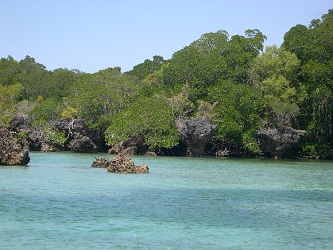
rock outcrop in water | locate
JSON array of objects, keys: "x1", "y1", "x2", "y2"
[
  {"x1": 7, "y1": 117, "x2": 309, "y2": 159},
  {"x1": 176, "y1": 118, "x2": 216, "y2": 156},
  {"x1": 9, "y1": 116, "x2": 59, "y2": 152},
  {"x1": 0, "y1": 125, "x2": 30, "y2": 165},
  {"x1": 257, "y1": 127, "x2": 307, "y2": 158},
  {"x1": 10, "y1": 116, "x2": 102, "y2": 153},
  {"x1": 91, "y1": 154, "x2": 149, "y2": 174},
  {"x1": 50, "y1": 118, "x2": 100, "y2": 152},
  {"x1": 68, "y1": 132, "x2": 97, "y2": 153}
]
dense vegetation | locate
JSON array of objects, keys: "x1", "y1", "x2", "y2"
[{"x1": 1, "y1": 9, "x2": 332, "y2": 158}]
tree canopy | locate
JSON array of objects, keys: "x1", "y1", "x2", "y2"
[
  {"x1": 282, "y1": 8, "x2": 333, "y2": 156},
  {"x1": 1, "y1": 8, "x2": 333, "y2": 158}
]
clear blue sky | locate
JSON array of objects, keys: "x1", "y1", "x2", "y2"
[{"x1": 1, "y1": 0, "x2": 332, "y2": 73}]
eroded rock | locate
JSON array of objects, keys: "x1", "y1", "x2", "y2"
[
  {"x1": 91, "y1": 154, "x2": 149, "y2": 174},
  {"x1": 176, "y1": 118, "x2": 216, "y2": 156},
  {"x1": 257, "y1": 127, "x2": 307, "y2": 158},
  {"x1": 0, "y1": 125, "x2": 30, "y2": 165},
  {"x1": 10, "y1": 116, "x2": 63, "y2": 152},
  {"x1": 68, "y1": 132, "x2": 97, "y2": 153},
  {"x1": 10, "y1": 116, "x2": 104, "y2": 153},
  {"x1": 91, "y1": 157, "x2": 110, "y2": 168}
]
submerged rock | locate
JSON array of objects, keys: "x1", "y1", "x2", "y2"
[
  {"x1": 0, "y1": 125, "x2": 30, "y2": 165},
  {"x1": 91, "y1": 154, "x2": 149, "y2": 174}
]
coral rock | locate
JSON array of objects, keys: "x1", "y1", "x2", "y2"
[
  {"x1": 0, "y1": 125, "x2": 30, "y2": 165},
  {"x1": 91, "y1": 154, "x2": 149, "y2": 174},
  {"x1": 257, "y1": 127, "x2": 307, "y2": 158}
]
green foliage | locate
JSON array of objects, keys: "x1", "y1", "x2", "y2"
[
  {"x1": 243, "y1": 130, "x2": 261, "y2": 154},
  {"x1": 0, "y1": 55, "x2": 79, "y2": 101},
  {"x1": 125, "y1": 55, "x2": 166, "y2": 80},
  {"x1": 16, "y1": 131, "x2": 29, "y2": 143},
  {"x1": 250, "y1": 45, "x2": 301, "y2": 82},
  {"x1": 41, "y1": 68, "x2": 77, "y2": 98},
  {"x1": 161, "y1": 29, "x2": 266, "y2": 101},
  {"x1": 260, "y1": 75, "x2": 300, "y2": 126},
  {"x1": 105, "y1": 96, "x2": 179, "y2": 150},
  {"x1": 1, "y1": 10, "x2": 333, "y2": 157},
  {"x1": 30, "y1": 120, "x2": 67, "y2": 147},
  {"x1": 0, "y1": 83, "x2": 24, "y2": 126},
  {"x1": 161, "y1": 30, "x2": 230, "y2": 99},
  {"x1": 301, "y1": 142, "x2": 332, "y2": 159},
  {"x1": 282, "y1": 24, "x2": 310, "y2": 62},
  {"x1": 283, "y1": 9, "x2": 333, "y2": 156},
  {"x1": 30, "y1": 96, "x2": 64, "y2": 121},
  {"x1": 224, "y1": 29, "x2": 267, "y2": 83},
  {"x1": 139, "y1": 64, "x2": 180, "y2": 99},
  {"x1": 46, "y1": 128, "x2": 67, "y2": 147},
  {"x1": 250, "y1": 45, "x2": 303, "y2": 127},
  {"x1": 207, "y1": 80, "x2": 262, "y2": 152},
  {"x1": 0, "y1": 56, "x2": 20, "y2": 86},
  {"x1": 195, "y1": 100, "x2": 215, "y2": 121},
  {"x1": 15, "y1": 100, "x2": 36, "y2": 116},
  {"x1": 167, "y1": 82, "x2": 194, "y2": 119},
  {"x1": 65, "y1": 67, "x2": 139, "y2": 129},
  {"x1": 61, "y1": 106, "x2": 78, "y2": 119},
  {"x1": 18, "y1": 56, "x2": 49, "y2": 100}
]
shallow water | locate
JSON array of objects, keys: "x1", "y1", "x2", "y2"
[{"x1": 1, "y1": 152, "x2": 333, "y2": 249}]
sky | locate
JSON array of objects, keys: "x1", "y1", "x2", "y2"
[{"x1": 1, "y1": 0, "x2": 332, "y2": 73}]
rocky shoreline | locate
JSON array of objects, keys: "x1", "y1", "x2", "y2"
[
  {"x1": 0, "y1": 125, "x2": 30, "y2": 165},
  {"x1": 0, "y1": 115, "x2": 309, "y2": 165}
]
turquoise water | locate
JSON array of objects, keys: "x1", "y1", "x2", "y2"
[{"x1": 1, "y1": 152, "x2": 333, "y2": 249}]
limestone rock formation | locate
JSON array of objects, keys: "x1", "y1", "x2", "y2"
[
  {"x1": 176, "y1": 118, "x2": 216, "y2": 156},
  {"x1": 108, "y1": 134, "x2": 147, "y2": 156},
  {"x1": 108, "y1": 143, "x2": 137, "y2": 155},
  {"x1": 10, "y1": 116, "x2": 63, "y2": 152},
  {"x1": 10, "y1": 116, "x2": 103, "y2": 153},
  {"x1": 257, "y1": 127, "x2": 307, "y2": 158},
  {"x1": 0, "y1": 125, "x2": 30, "y2": 165},
  {"x1": 107, "y1": 118, "x2": 216, "y2": 157},
  {"x1": 91, "y1": 154, "x2": 149, "y2": 174},
  {"x1": 50, "y1": 118, "x2": 104, "y2": 152},
  {"x1": 49, "y1": 118, "x2": 86, "y2": 134},
  {"x1": 68, "y1": 132, "x2": 97, "y2": 153},
  {"x1": 91, "y1": 157, "x2": 110, "y2": 168}
]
